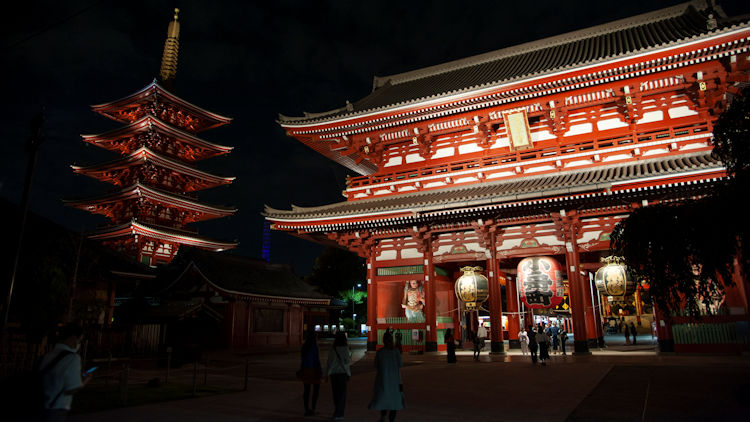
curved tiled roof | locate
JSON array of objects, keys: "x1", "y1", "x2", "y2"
[
  {"x1": 279, "y1": 1, "x2": 748, "y2": 125},
  {"x1": 264, "y1": 152, "x2": 722, "y2": 220}
]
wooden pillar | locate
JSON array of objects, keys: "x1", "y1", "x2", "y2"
[
  {"x1": 366, "y1": 253, "x2": 377, "y2": 352},
  {"x1": 581, "y1": 272, "x2": 601, "y2": 349},
  {"x1": 488, "y1": 231, "x2": 505, "y2": 353},
  {"x1": 424, "y1": 237, "x2": 438, "y2": 352},
  {"x1": 563, "y1": 211, "x2": 590, "y2": 355},
  {"x1": 506, "y1": 274, "x2": 521, "y2": 349}
]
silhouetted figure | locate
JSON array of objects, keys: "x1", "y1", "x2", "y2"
[
  {"x1": 369, "y1": 332, "x2": 404, "y2": 422},
  {"x1": 298, "y1": 331, "x2": 322, "y2": 416},
  {"x1": 326, "y1": 331, "x2": 351, "y2": 421}
]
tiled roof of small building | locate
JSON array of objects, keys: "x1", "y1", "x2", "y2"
[
  {"x1": 279, "y1": 1, "x2": 748, "y2": 125},
  {"x1": 264, "y1": 152, "x2": 721, "y2": 220},
  {"x1": 178, "y1": 249, "x2": 330, "y2": 301}
]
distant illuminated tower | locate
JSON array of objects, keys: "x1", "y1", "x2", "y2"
[
  {"x1": 261, "y1": 220, "x2": 271, "y2": 262},
  {"x1": 66, "y1": 10, "x2": 238, "y2": 265}
]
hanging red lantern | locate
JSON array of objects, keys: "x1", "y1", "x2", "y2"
[{"x1": 517, "y1": 256, "x2": 565, "y2": 309}]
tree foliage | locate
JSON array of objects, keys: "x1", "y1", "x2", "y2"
[
  {"x1": 611, "y1": 87, "x2": 750, "y2": 316},
  {"x1": 308, "y1": 246, "x2": 366, "y2": 297}
]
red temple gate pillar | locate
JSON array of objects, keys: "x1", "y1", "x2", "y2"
[
  {"x1": 506, "y1": 272, "x2": 521, "y2": 349},
  {"x1": 562, "y1": 211, "x2": 590, "y2": 355},
  {"x1": 582, "y1": 271, "x2": 602, "y2": 348},
  {"x1": 366, "y1": 252, "x2": 378, "y2": 351},
  {"x1": 488, "y1": 231, "x2": 505, "y2": 353},
  {"x1": 424, "y1": 236, "x2": 438, "y2": 352}
]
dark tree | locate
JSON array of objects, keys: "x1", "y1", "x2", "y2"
[
  {"x1": 611, "y1": 88, "x2": 750, "y2": 316},
  {"x1": 308, "y1": 246, "x2": 366, "y2": 297}
]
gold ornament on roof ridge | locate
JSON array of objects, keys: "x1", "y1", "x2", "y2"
[{"x1": 159, "y1": 8, "x2": 181, "y2": 84}]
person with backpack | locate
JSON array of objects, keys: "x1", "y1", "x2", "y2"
[{"x1": 39, "y1": 323, "x2": 92, "y2": 421}]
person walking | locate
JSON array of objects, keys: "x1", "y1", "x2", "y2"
[
  {"x1": 394, "y1": 331, "x2": 403, "y2": 353},
  {"x1": 547, "y1": 322, "x2": 560, "y2": 355},
  {"x1": 535, "y1": 326, "x2": 551, "y2": 366},
  {"x1": 623, "y1": 322, "x2": 631, "y2": 345},
  {"x1": 475, "y1": 323, "x2": 487, "y2": 360},
  {"x1": 444, "y1": 329, "x2": 458, "y2": 363},
  {"x1": 558, "y1": 327, "x2": 569, "y2": 355},
  {"x1": 630, "y1": 322, "x2": 638, "y2": 345},
  {"x1": 39, "y1": 323, "x2": 93, "y2": 421},
  {"x1": 527, "y1": 325, "x2": 538, "y2": 364},
  {"x1": 369, "y1": 332, "x2": 404, "y2": 422},
  {"x1": 518, "y1": 327, "x2": 529, "y2": 356},
  {"x1": 298, "y1": 331, "x2": 323, "y2": 417},
  {"x1": 326, "y1": 332, "x2": 351, "y2": 421}
]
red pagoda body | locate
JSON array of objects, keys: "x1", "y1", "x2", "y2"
[
  {"x1": 267, "y1": 1, "x2": 750, "y2": 354},
  {"x1": 67, "y1": 11, "x2": 237, "y2": 265}
]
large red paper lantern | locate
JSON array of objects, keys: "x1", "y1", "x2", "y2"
[{"x1": 517, "y1": 256, "x2": 565, "y2": 309}]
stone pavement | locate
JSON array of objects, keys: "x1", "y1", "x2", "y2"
[{"x1": 70, "y1": 336, "x2": 750, "y2": 422}]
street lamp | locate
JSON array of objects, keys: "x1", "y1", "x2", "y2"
[{"x1": 352, "y1": 283, "x2": 362, "y2": 330}]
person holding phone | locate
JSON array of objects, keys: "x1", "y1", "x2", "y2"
[{"x1": 39, "y1": 323, "x2": 93, "y2": 421}]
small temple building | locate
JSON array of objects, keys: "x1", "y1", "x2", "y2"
[
  {"x1": 66, "y1": 9, "x2": 237, "y2": 266},
  {"x1": 265, "y1": 1, "x2": 750, "y2": 354}
]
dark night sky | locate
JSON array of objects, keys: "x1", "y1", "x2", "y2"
[{"x1": 1, "y1": 0, "x2": 748, "y2": 275}]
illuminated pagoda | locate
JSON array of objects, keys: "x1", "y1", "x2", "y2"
[
  {"x1": 266, "y1": 1, "x2": 750, "y2": 354},
  {"x1": 67, "y1": 9, "x2": 237, "y2": 266}
]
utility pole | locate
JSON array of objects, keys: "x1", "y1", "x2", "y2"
[{"x1": 3, "y1": 112, "x2": 44, "y2": 330}]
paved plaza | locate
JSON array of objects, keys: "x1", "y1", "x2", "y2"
[{"x1": 70, "y1": 335, "x2": 750, "y2": 421}]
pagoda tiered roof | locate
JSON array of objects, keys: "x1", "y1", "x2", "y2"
[
  {"x1": 279, "y1": 1, "x2": 748, "y2": 125},
  {"x1": 64, "y1": 183, "x2": 236, "y2": 223},
  {"x1": 71, "y1": 146, "x2": 235, "y2": 192},
  {"x1": 264, "y1": 151, "x2": 723, "y2": 231},
  {"x1": 81, "y1": 115, "x2": 233, "y2": 161},
  {"x1": 91, "y1": 80, "x2": 232, "y2": 132},
  {"x1": 89, "y1": 220, "x2": 237, "y2": 252}
]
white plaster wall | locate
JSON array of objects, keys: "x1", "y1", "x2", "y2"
[
  {"x1": 458, "y1": 143, "x2": 484, "y2": 154},
  {"x1": 668, "y1": 106, "x2": 698, "y2": 119},
  {"x1": 564, "y1": 122, "x2": 593, "y2": 137},
  {"x1": 565, "y1": 159, "x2": 593, "y2": 168},
  {"x1": 376, "y1": 250, "x2": 398, "y2": 261},
  {"x1": 401, "y1": 248, "x2": 423, "y2": 259},
  {"x1": 602, "y1": 153, "x2": 632, "y2": 163},
  {"x1": 487, "y1": 170, "x2": 516, "y2": 179},
  {"x1": 637, "y1": 110, "x2": 664, "y2": 124},
  {"x1": 463, "y1": 242, "x2": 485, "y2": 252},
  {"x1": 405, "y1": 153, "x2": 425, "y2": 164},
  {"x1": 531, "y1": 129, "x2": 556, "y2": 142},
  {"x1": 536, "y1": 235, "x2": 564, "y2": 246},
  {"x1": 398, "y1": 186, "x2": 417, "y2": 192},
  {"x1": 433, "y1": 147, "x2": 455, "y2": 159},
  {"x1": 497, "y1": 238, "x2": 524, "y2": 250},
  {"x1": 455, "y1": 176, "x2": 476, "y2": 184},
  {"x1": 642, "y1": 147, "x2": 669, "y2": 157},
  {"x1": 491, "y1": 137, "x2": 510, "y2": 149},
  {"x1": 577, "y1": 231, "x2": 602, "y2": 244},
  {"x1": 597, "y1": 118, "x2": 629, "y2": 131},
  {"x1": 383, "y1": 156, "x2": 403, "y2": 167},
  {"x1": 526, "y1": 164, "x2": 556, "y2": 174},
  {"x1": 424, "y1": 181, "x2": 447, "y2": 189}
]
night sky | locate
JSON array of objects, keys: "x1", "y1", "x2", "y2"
[{"x1": 2, "y1": 0, "x2": 748, "y2": 275}]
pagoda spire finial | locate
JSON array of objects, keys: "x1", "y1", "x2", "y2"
[{"x1": 159, "y1": 8, "x2": 180, "y2": 85}]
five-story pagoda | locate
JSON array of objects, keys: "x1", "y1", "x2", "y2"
[{"x1": 66, "y1": 9, "x2": 237, "y2": 266}]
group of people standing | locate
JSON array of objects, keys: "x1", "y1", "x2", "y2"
[
  {"x1": 518, "y1": 322, "x2": 568, "y2": 366},
  {"x1": 622, "y1": 320, "x2": 638, "y2": 345},
  {"x1": 298, "y1": 330, "x2": 404, "y2": 421}
]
